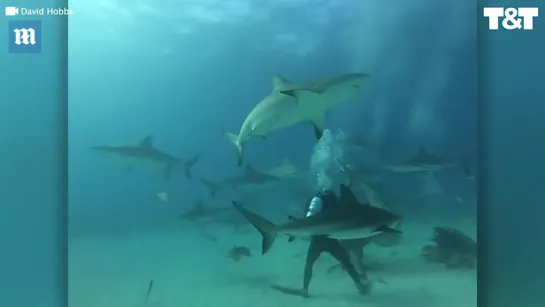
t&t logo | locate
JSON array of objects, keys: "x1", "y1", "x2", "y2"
[{"x1": 483, "y1": 7, "x2": 539, "y2": 30}]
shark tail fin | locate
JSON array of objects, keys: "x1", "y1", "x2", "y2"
[
  {"x1": 183, "y1": 154, "x2": 200, "y2": 179},
  {"x1": 200, "y1": 178, "x2": 218, "y2": 197},
  {"x1": 224, "y1": 132, "x2": 244, "y2": 166},
  {"x1": 459, "y1": 149, "x2": 476, "y2": 179},
  {"x1": 232, "y1": 201, "x2": 277, "y2": 255},
  {"x1": 164, "y1": 161, "x2": 177, "y2": 180}
]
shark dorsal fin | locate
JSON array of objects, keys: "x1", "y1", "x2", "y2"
[
  {"x1": 288, "y1": 215, "x2": 298, "y2": 220},
  {"x1": 272, "y1": 75, "x2": 290, "y2": 90},
  {"x1": 339, "y1": 184, "x2": 360, "y2": 206},
  {"x1": 245, "y1": 165, "x2": 259, "y2": 177},
  {"x1": 139, "y1": 136, "x2": 154, "y2": 149},
  {"x1": 417, "y1": 146, "x2": 427, "y2": 157}
]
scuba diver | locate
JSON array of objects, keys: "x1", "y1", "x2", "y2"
[
  {"x1": 301, "y1": 189, "x2": 372, "y2": 297},
  {"x1": 272, "y1": 189, "x2": 372, "y2": 298}
]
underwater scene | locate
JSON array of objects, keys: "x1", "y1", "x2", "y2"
[{"x1": 68, "y1": 0, "x2": 477, "y2": 306}]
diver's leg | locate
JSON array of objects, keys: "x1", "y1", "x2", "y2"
[
  {"x1": 341, "y1": 239, "x2": 366, "y2": 274},
  {"x1": 303, "y1": 239, "x2": 324, "y2": 296},
  {"x1": 350, "y1": 242, "x2": 367, "y2": 274},
  {"x1": 326, "y1": 240, "x2": 372, "y2": 295}
]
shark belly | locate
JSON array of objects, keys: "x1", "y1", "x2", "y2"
[
  {"x1": 248, "y1": 96, "x2": 308, "y2": 137},
  {"x1": 319, "y1": 87, "x2": 362, "y2": 108},
  {"x1": 279, "y1": 220, "x2": 377, "y2": 240}
]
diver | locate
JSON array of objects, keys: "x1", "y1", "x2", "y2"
[{"x1": 299, "y1": 189, "x2": 372, "y2": 297}]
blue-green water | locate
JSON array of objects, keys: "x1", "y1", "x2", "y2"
[{"x1": 1, "y1": 0, "x2": 544, "y2": 306}]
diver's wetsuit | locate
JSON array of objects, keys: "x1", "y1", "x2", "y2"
[{"x1": 302, "y1": 190, "x2": 370, "y2": 296}]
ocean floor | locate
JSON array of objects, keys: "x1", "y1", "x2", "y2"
[{"x1": 69, "y1": 218, "x2": 476, "y2": 307}]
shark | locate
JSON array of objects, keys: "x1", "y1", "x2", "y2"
[
  {"x1": 91, "y1": 136, "x2": 200, "y2": 179},
  {"x1": 199, "y1": 165, "x2": 284, "y2": 197},
  {"x1": 225, "y1": 73, "x2": 371, "y2": 166},
  {"x1": 179, "y1": 200, "x2": 250, "y2": 231},
  {"x1": 383, "y1": 146, "x2": 473, "y2": 177},
  {"x1": 263, "y1": 159, "x2": 303, "y2": 179},
  {"x1": 179, "y1": 200, "x2": 230, "y2": 221},
  {"x1": 337, "y1": 158, "x2": 385, "y2": 187},
  {"x1": 232, "y1": 184, "x2": 402, "y2": 255}
]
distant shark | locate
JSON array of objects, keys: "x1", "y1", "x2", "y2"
[
  {"x1": 91, "y1": 136, "x2": 200, "y2": 179},
  {"x1": 225, "y1": 73, "x2": 371, "y2": 166},
  {"x1": 199, "y1": 165, "x2": 284, "y2": 197},
  {"x1": 383, "y1": 146, "x2": 473, "y2": 177},
  {"x1": 233, "y1": 184, "x2": 402, "y2": 255},
  {"x1": 179, "y1": 200, "x2": 250, "y2": 231},
  {"x1": 263, "y1": 159, "x2": 303, "y2": 179},
  {"x1": 179, "y1": 200, "x2": 230, "y2": 221},
  {"x1": 337, "y1": 159, "x2": 385, "y2": 187}
]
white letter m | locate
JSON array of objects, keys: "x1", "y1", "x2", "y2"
[{"x1": 13, "y1": 28, "x2": 36, "y2": 45}]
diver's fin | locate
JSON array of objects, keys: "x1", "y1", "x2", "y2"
[{"x1": 270, "y1": 285, "x2": 309, "y2": 298}]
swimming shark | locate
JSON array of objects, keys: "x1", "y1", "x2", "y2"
[
  {"x1": 199, "y1": 165, "x2": 284, "y2": 197},
  {"x1": 383, "y1": 146, "x2": 473, "y2": 177},
  {"x1": 179, "y1": 200, "x2": 230, "y2": 221},
  {"x1": 179, "y1": 200, "x2": 250, "y2": 231},
  {"x1": 232, "y1": 184, "x2": 402, "y2": 255},
  {"x1": 263, "y1": 159, "x2": 303, "y2": 179},
  {"x1": 337, "y1": 158, "x2": 385, "y2": 187},
  {"x1": 91, "y1": 136, "x2": 200, "y2": 179},
  {"x1": 225, "y1": 73, "x2": 371, "y2": 166}
]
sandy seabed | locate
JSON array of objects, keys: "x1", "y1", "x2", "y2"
[{"x1": 69, "y1": 219, "x2": 476, "y2": 307}]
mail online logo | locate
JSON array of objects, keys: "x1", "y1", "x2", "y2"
[{"x1": 8, "y1": 20, "x2": 42, "y2": 53}]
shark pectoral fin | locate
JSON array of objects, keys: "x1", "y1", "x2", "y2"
[
  {"x1": 225, "y1": 132, "x2": 244, "y2": 166},
  {"x1": 272, "y1": 75, "x2": 291, "y2": 91},
  {"x1": 373, "y1": 225, "x2": 402, "y2": 234},
  {"x1": 310, "y1": 113, "x2": 326, "y2": 139},
  {"x1": 279, "y1": 89, "x2": 321, "y2": 103}
]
